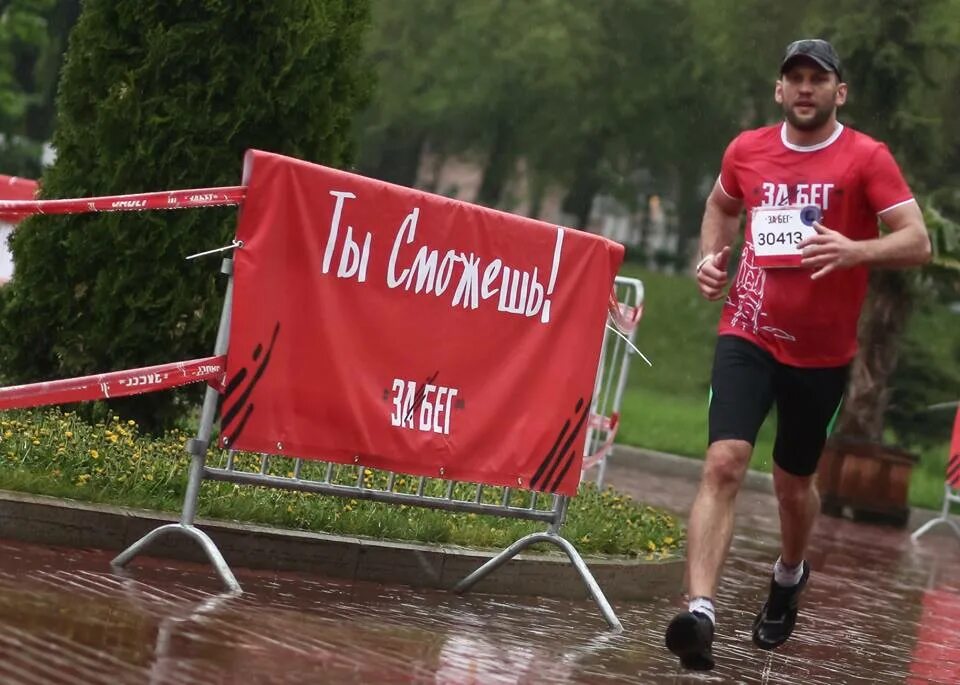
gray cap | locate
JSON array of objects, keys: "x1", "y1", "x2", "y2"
[{"x1": 780, "y1": 39, "x2": 842, "y2": 80}]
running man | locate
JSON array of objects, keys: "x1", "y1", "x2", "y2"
[{"x1": 665, "y1": 38, "x2": 931, "y2": 671}]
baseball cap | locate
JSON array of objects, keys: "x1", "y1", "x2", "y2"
[{"x1": 780, "y1": 39, "x2": 842, "y2": 80}]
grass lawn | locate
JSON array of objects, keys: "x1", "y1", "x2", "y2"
[{"x1": 615, "y1": 262, "x2": 959, "y2": 512}]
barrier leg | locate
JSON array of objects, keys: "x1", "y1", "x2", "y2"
[
  {"x1": 112, "y1": 522, "x2": 241, "y2": 593},
  {"x1": 112, "y1": 258, "x2": 240, "y2": 593},
  {"x1": 453, "y1": 531, "x2": 623, "y2": 633},
  {"x1": 596, "y1": 453, "x2": 610, "y2": 488},
  {"x1": 912, "y1": 484, "x2": 960, "y2": 542}
]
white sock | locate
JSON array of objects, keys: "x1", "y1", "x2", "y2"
[
  {"x1": 688, "y1": 596, "x2": 716, "y2": 626},
  {"x1": 773, "y1": 557, "x2": 805, "y2": 586}
]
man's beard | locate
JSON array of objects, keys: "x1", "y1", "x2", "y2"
[{"x1": 783, "y1": 102, "x2": 834, "y2": 131}]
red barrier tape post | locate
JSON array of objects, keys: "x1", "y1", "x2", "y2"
[{"x1": 0, "y1": 356, "x2": 226, "y2": 411}]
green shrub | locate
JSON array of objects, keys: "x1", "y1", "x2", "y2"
[{"x1": 0, "y1": 0, "x2": 371, "y2": 431}]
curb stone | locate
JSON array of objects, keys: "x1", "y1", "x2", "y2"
[{"x1": 0, "y1": 488, "x2": 683, "y2": 602}]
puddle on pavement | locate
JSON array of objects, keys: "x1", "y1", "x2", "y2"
[{"x1": 1, "y1": 509, "x2": 960, "y2": 683}]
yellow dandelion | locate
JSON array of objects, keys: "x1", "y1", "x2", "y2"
[
  {"x1": 89, "y1": 449, "x2": 99, "y2": 459},
  {"x1": 65, "y1": 431, "x2": 73, "y2": 438}
]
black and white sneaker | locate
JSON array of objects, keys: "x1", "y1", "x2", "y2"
[
  {"x1": 752, "y1": 560, "x2": 810, "y2": 650},
  {"x1": 665, "y1": 610, "x2": 715, "y2": 671}
]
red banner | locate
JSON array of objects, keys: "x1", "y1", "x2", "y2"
[
  {"x1": 0, "y1": 175, "x2": 38, "y2": 223},
  {"x1": 222, "y1": 150, "x2": 624, "y2": 495},
  {"x1": 948, "y1": 406, "x2": 960, "y2": 489}
]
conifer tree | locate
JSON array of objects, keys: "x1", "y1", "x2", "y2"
[{"x1": 0, "y1": 0, "x2": 371, "y2": 430}]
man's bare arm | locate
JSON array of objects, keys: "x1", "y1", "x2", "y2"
[
  {"x1": 699, "y1": 181, "x2": 743, "y2": 259},
  {"x1": 696, "y1": 180, "x2": 742, "y2": 300},
  {"x1": 799, "y1": 200, "x2": 931, "y2": 279}
]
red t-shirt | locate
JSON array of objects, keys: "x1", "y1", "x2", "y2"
[{"x1": 717, "y1": 122, "x2": 914, "y2": 367}]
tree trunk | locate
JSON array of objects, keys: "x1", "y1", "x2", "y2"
[
  {"x1": 673, "y1": 160, "x2": 708, "y2": 265},
  {"x1": 561, "y1": 137, "x2": 606, "y2": 229},
  {"x1": 835, "y1": 269, "x2": 915, "y2": 441},
  {"x1": 476, "y1": 118, "x2": 514, "y2": 208},
  {"x1": 364, "y1": 127, "x2": 426, "y2": 189}
]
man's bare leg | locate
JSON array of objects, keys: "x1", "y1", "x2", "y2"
[
  {"x1": 751, "y1": 464, "x2": 817, "y2": 650},
  {"x1": 773, "y1": 464, "x2": 819, "y2": 566},
  {"x1": 666, "y1": 438, "x2": 752, "y2": 671},
  {"x1": 686, "y1": 438, "x2": 754, "y2": 599}
]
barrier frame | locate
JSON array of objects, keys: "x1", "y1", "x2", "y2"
[
  {"x1": 111, "y1": 258, "x2": 630, "y2": 632},
  {"x1": 582, "y1": 277, "x2": 643, "y2": 486},
  {"x1": 911, "y1": 484, "x2": 960, "y2": 542},
  {"x1": 0, "y1": 186, "x2": 636, "y2": 633},
  {"x1": 912, "y1": 405, "x2": 960, "y2": 543}
]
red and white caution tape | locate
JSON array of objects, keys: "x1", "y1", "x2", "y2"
[
  {"x1": 608, "y1": 289, "x2": 642, "y2": 333},
  {"x1": 0, "y1": 355, "x2": 226, "y2": 411},
  {"x1": 580, "y1": 412, "x2": 620, "y2": 471},
  {"x1": 0, "y1": 186, "x2": 246, "y2": 217}
]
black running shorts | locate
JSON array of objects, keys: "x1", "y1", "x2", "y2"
[{"x1": 708, "y1": 335, "x2": 848, "y2": 477}]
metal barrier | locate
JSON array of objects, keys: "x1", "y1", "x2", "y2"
[
  {"x1": 912, "y1": 407, "x2": 960, "y2": 542},
  {"x1": 0, "y1": 186, "x2": 637, "y2": 633},
  {"x1": 112, "y1": 257, "x2": 632, "y2": 632},
  {"x1": 582, "y1": 277, "x2": 644, "y2": 486},
  {"x1": 911, "y1": 484, "x2": 960, "y2": 542}
]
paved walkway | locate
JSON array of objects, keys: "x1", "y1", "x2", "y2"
[
  {"x1": 0, "y1": 452, "x2": 959, "y2": 683},
  {"x1": 602, "y1": 451, "x2": 960, "y2": 683}
]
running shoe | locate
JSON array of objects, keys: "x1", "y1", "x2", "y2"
[
  {"x1": 665, "y1": 610, "x2": 715, "y2": 670},
  {"x1": 751, "y1": 560, "x2": 810, "y2": 650}
]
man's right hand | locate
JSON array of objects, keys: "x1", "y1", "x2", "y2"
[{"x1": 696, "y1": 246, "x2": 731, "y2": 301}]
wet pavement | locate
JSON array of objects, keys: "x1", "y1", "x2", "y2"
[{"x1": 2, "y1": 458, "x2": 960, "y2": 683}]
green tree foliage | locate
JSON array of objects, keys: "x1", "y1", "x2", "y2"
[
  {"x1": 799, "y1": 0, "x2": 960, "y2": 444},
  {"x1": 0, "y1": 0, "x2": 56, "y2": 176},
  {"x1": 0, "y1": 0, "x2": 371, "y2": 431},
  {"x1": 359, "y1": 0, "x2": 591, "y2": 209},
  {"x1": 23, "y1": 0, "x2": 81, "y2": 145},
  {"x1": 357, "y1": 0, "x2": 960, "y2": 447},
  {"x1": 807, "y1": 0, "x2": 959, "y2": 191}
]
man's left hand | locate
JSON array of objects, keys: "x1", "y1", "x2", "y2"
[{"x1": 798, "y1": 222, "x2": 865, "y2": 280}]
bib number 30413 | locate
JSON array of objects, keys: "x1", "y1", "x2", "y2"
[{"x1": 750, "y1": 205, "x2": 821, "y2": 268}]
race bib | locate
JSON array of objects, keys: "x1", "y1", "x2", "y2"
[{"x1": 751, "y1": 205, "x2": 821, "y2": 268}]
